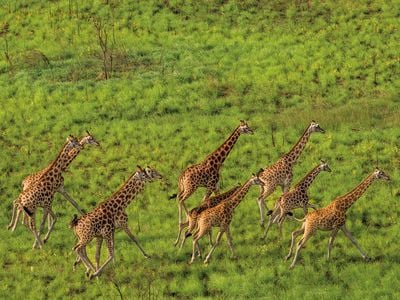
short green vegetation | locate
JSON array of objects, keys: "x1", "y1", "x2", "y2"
[{"x1": 0, "y1": 0, "x2": 399, "y2": 298}]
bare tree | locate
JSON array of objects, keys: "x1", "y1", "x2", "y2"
[{"x1": 92, "y1": 17, "x2": 113, "y2": 80}]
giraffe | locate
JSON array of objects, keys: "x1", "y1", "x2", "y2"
[
  {"x1": 286, "y1": 168, "x2": 390, "y2": 269},
  {"x1": 189, "y1": 172, "x2": 264, "y2": 264},
  {"x1": 179, "y1": 183, "x2": 242, "y2": 249},
  {"x1": 7, "y1": 131, "x2": 100, "y2": 233},
  {"x1": 262, "y1": 161, "x2": 331, "y2": 240},
  {"x1": 8, "y1": 135, "x2": 83, "y2": 248},
  {"x1": 70, "y1": 166, "x2": 163, "y2": 279},
  {"x1": 256, "y1": 121, "x2": 325, "y2": 227},
  {"x1": 172, "y1": 120, "x2": 254, "y2": 246}
]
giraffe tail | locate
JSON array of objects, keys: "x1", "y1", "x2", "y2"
[
  {"x1": 69, "y1": 214, "x2": 80, "y2": 228},
  {"x1": 168, "y1": 193, "x2": 177, "y2": 200},
  {"x1": 22, "y1": 206, "x2": 33, "y2": 217},
  {"x1": 286, "y1": 212, "x2": 306, "y2": 222}
]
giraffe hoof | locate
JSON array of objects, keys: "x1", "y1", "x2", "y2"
[
  {"x1": 144, "y1": 254, "x2": 151, "y2": 259},
  {"x1": 289, "y1": 264, "x2": 295, "y2": 270},
  {"x1": 284, "y1": 255, "x2": 291, "y2": 261},
  {"x1": 203, "y1": 259, "x2": 209, "y2": 265}
]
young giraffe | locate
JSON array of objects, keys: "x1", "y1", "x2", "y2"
[
  {"x1": 70, "y1": 166, "x2": 163, "y2": 279},
  {"x1": 189, "y1": 173, "x2": 264, "y2": 264},
  {"x1": 8, "y1": 135, "x2": 83, "y2": 248},
  {"x1": 286, "y1": 168, "x2": 390, "y2": 269},
  {"x1": 179, "y1": 183, "x2": 242, "y2": 249},
  {"x1": 262, "y1": 161, "x2": 331, "y2": 240},
  {"x1": 257, "y1": 121, "x2": 325, "y2": 227},
  {"x1": 7, "y1": 131, "x2": 100, "y2": 232},
  {"x1": 172, "y1": 120, "x2": 254, "y2": 246}
]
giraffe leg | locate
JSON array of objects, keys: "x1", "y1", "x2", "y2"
[
  {"x1": 58, "y1": 187, "x2": 84, "y2": 215},
  {"x1": 75, "y1": 243, "x2": 96, "y2": 276},
  {"x1": 43, "y1": 208, "x2": 57, "y2": 243},
  {"x1": 208, "y1": 230, "x2": 214, "y2": 247},
  {"x1": 174, "y1": 194, "x2": 192, "y2": 246},
  {"x1": 204, "y1": 230, "x2": 224, "y2": 264},
  {"x1": 196, "y1": 241, "x2": 202, "y2": 257},
  {"x1": 10, "y1": 202, "x2": 23, "y2": 232},
  {"x1": 189, "y1": 228, "x2": 205, "y2": 264},
  {"x1": 90, "y1": 236, "x2": 115, "y2": 279},
  {"x1": 278, "y1": 214, "x2": 286, "y2": 240},
  {"x1": 73, "y1": 255, "x2": 81, "y2": 271},
  {"x1": 303, "y1": 205, "x2": 308, "y2": 216},
  {"x1": 39, "y1": 209, "x2": 48, "y2": 234},
  {"x1": 174, "y1": 202, "x2": 186, "y2": 246},
  {"x1": 285, "y1": 224, "x2": 305, "y2": 261},
  {"x1": 289, "y1": 230, "x2": 313, "y2": 269},
  {"x1": 179, "y1": 221, "x2": 192, "y2": 250},
  {"x1": 95, "y1": 237, "x2": 103, "y2": 270},
  {"x1": 7, "y1": 199, "x2": 19, "y2": 230},
  {"x1": 257, "y1": 185, "x2": 275, "y2": 228},
  {"x1": 122, "y1": 224, "x2": 150, "y2": 258},
  {"x1": 28, "y1": 214, "x2": 44, "y2": 249},
  {"x1": 262, "y1": 205, "x2": 281, "y2": 240},
  {"x1": 225, "y1": 227, "x2": 236, "y2": 259},
  {"x1": 341, "y1": 225, "x2": 369, "y2": 260},
  {"x1": 327, "y1": 228, "x2": 339, "y2": 260}
]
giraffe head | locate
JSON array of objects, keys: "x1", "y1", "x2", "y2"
[
  {"x1": 238, "y1": 120, "x2": 254, "y2": 135},
  {"x1": 144, "y1": 166, "x2": 163, "y2": 181},
  {"x1": 319, "y1": 160, "x2": 332, "y2": 172},
  {"x1": 79, "y1": 130, "x2": 100, "y2": 147},
  {"x1": 250, "y1": 170, "x2": 265, "y2": 186},
  {"x1": 373, "y1": 168, "x2": 390, "y2": 181},
  {"x1": 66, "y1": 135, "x2": 83, "y2": 152},
  {"x1": 135, "y1": 165, "x2": 163, "y2": 181},
  {"x1": 308, "y1": 121, "x2": 325, "y2": 133}
]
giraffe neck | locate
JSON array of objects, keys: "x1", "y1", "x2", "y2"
[
  {"x1": 62, "y1": 140, "x2": 86, "y2": 172},
  {"x1": 334, "y1": 173, "x2": 376, "y2": 211},
  {"x1": 296, "y1": 165, "x2": 323, "y2": 191},
  {"x1": 226, "y1": 179, "x2": 254, "y2": 210},
  {"x1": 105, "y1": 173, "x2": 146, "y2": 210},
  {"x1": 285, "y1": 127, "x2": 311, "y2": 165},
  {"x1": 204, "y1": 126, "x2": 241, "y2": 167},
  {"x1": 42, "y1": 141, "x2": 75, "y2": 179}
]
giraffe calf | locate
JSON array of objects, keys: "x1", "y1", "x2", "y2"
[
  {"x1": 179, "y1": 184, "x2": 241, "y2": 249},
  {"x1": 189, "y1": 173, "x2": 264, "y2": 264}
]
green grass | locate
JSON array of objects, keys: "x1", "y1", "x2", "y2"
[{"x1": 1, "y1": 0, "x2": 400, "y2": 299}]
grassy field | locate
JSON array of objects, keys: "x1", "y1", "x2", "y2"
[{"x1": 1, "y1": 0, "x2": 399, "y2": 298}]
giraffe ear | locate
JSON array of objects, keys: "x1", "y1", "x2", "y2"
[
  {"x1": 257, "y1": 168, "x2": 264, "y2": 176},
  {"x1": 86, "y1": 130, "x2": 91, "y2": 136},
  {"x1": 136, "y1": 165, "x2": 144, "y2": 171}
]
